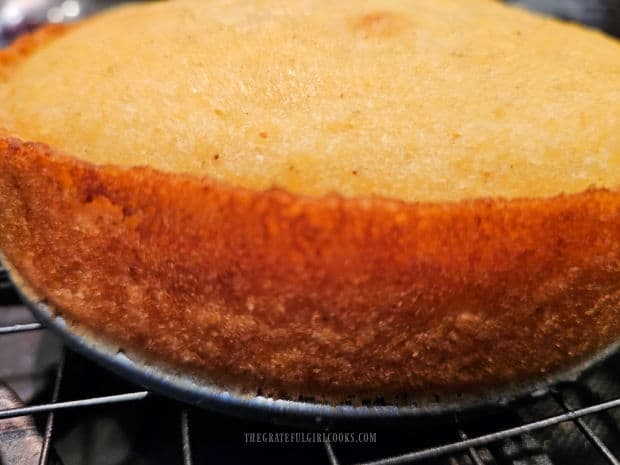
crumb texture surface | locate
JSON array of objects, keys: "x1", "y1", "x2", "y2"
[{"x1": 1, "y1": 0, "x2": 620, "y2": 201}]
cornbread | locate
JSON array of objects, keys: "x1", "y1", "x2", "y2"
[{"x1": 0, "y1": 0, "x2": 619, "y2": 402}]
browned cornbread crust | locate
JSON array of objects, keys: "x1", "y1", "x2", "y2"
[
  {"x1": 1, "y1": 23, "x2": 620, "y2": 402},
  {"x1": 1, "y1": 136, "x2": 620, "y2": 401},
  {"x1": 0, "y1": 23, "x2": 68, "y2": 79}
]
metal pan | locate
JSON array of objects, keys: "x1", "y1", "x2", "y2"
[{"x1": 3, "y1": 257, "x2": 619, "y2": 426}]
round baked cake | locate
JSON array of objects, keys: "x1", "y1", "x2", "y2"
[{"x1": 0, "y1": 0, "x2": 619, "y2": 403}]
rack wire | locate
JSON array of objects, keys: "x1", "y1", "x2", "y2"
[{"x1": 1, "y1": 265, "x2": 620, "y2": 465}]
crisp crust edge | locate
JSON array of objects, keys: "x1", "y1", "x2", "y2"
[
  {"x1": 0, "y1": 23, "x2": 72, "y2": 81},
  {"x1": 1, "y1": 137, "x2": 619, "y2": 402}
]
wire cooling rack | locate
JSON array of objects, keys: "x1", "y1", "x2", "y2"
[{"x1": 2, "y1": 264, "x2": 620, "y2": 465}]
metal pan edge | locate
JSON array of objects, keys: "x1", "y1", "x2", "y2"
[{"x1": 3, "y1": 256, "x2": 619, "y2": 425}]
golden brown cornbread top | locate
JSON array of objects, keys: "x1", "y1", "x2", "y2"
[{"x1": 1, "y1": 0, "x2": 620, "y2": 202}]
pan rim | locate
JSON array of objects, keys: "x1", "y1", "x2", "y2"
[{"x1": 3, "y1": 255, "x2": 618, "y2": 422}]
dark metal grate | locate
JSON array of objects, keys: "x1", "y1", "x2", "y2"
[{"x1": 2, "y1": 264, "x2": 620, "y2": 465}]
